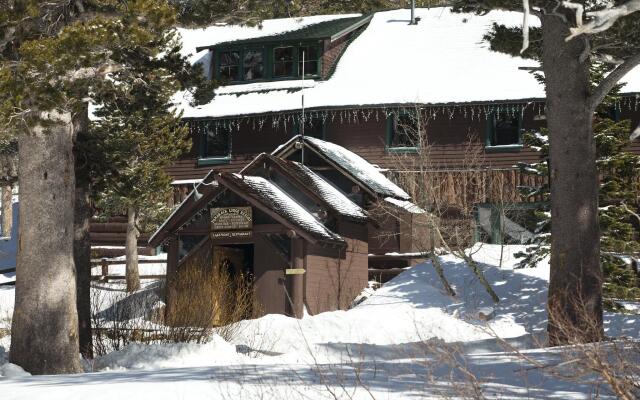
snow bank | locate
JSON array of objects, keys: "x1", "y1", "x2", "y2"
[
  {"x1": 93, "y1": 334, "x2": 243, "y2": 371},
  {"x1": 0, "y1": 363, "x2": 30, "y2": 378}
]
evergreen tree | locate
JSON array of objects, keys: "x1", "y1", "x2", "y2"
[
  {"x1": 453, "y1": 0, "x2": 640, "y2": 344},
  {"x1": 517, "y1": 112, "x2": 640, "y2": 302},
  {"x1": 0, "y1": 0, "x2": 212, "y2": 373},
  {"x1": 89, "y1": 33, "x2": 192, "y2": 291}
]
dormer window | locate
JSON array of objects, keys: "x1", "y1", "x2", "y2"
[
  {"x1": 274, "y1": 46, "x2": 295, "y2": 77},
  {"x1": 214, "y1": 43, "x2": 322, "y2": 83},
  {"x1": 219, "y1": 51, "x2": 240, "y2": 81},
  {"x1": 243, "y1": 50, "x2": 264, "y2": 80},
  {"x1": 298, "y1": 45, "x2": 319, "y2": 76}
]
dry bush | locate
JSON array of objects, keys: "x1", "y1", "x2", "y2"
[
  {"x1": 89, "y1": 256, "x2": 259, "y2": 356},
  {"x1": 374, "y1": 108, "x2": 508, "y2": 301},
  {"x1": 165, "y1": 256, "x2": 259, "y2": 342}
]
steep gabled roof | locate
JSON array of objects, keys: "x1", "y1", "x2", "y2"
[
  {"x1": 148, "y1": 170, "x2": 219, "y2": 247},
  {"x1": 265, "y1": 155, "x2": 369, "y2": 221},
  {"x1": 196, "y1": 15, "x2": 372, "y2": 51},
  {"x1": 218, "y1": 173, "x2": 344, "y2": 245},
  {"x1": 274, "y1": 135, "x2": 410, "y2": 200}
]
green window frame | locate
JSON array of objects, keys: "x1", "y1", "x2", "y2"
[
  {"x1": 298, "y1": 45, "x2": 320, "y2": 77},
  {"x1": 217, "y1": 50, "x2": 241, "y2": 82},
  {"x1": 197, "y1": 121, "x2": 232, "y2": 166},
  {"x1": 273, "y1": 46, "x2": 296, "y2": 78},
  {"x1": 485, "y1": 111, "x2": 523, "y2": 151},
  {"x1": 386, "y1": 113, "x2": 420, "y2": 153},
  {"x1": 216, "y1": 47, "x2": 266, "y2": 83},
  {"x1": 242, "y1": 49, "x2": 265, "y2": 81},
  {"x1": 213, "y1": 42, "x2": 322, "y2": 84}
]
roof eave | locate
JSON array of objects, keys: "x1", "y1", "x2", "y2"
[
  {"x1": 216, "y1": 173, "x2": 345, "y2": 246},
  {"x1": 329, "y1": 14, "x2": 373, "y2": 42}
]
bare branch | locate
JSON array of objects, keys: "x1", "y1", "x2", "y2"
[
  {"x1": 565, "y1": 0, "x2": 640, "y2": 40},
  {"x1": 589, "y1": 52, "x2": 640, "y2": 111}
]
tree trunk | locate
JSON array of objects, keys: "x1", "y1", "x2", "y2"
[
  {"x1": 1, "y1": 184, "x2": 12, "y2": 238},
  {"x1": 74, "y1": 106, "x2": 93, "y2": 359},
  {"x1": 74, "y1": 180, "x2": 93, "y2": 359},
  {"x1": 542, "y1": 15, "x2": 603, "y2": 345},
  {"x1": 10, "y1": 111, "x2": 82, "y2": 374},
  {"x1": 126, "y1": 206, "x2": 140, "y2": 292}
]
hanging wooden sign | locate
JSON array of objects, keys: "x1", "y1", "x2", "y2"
[{"x1": 210, "y1": 207, "x2": 253, "y2": 231}]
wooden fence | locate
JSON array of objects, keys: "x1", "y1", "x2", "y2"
[{"x1": 91, "y1": 258, "x2": 167, "y2": 282}]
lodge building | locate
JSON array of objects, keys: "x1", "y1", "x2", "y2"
[
  {"x1": 115, "y1": 7, "x2": 640, "y2": 317},
  {"x1": 150, "y1": 136, "x2": 430, "y2": 317}
]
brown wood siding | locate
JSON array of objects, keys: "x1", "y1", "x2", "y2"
[
  {"x1": 304, "y1": 220, "x2": 368, "y2": 315},
  {"x1": 253, "y1": 236, "x2": 287, "y2": 316},
  {"x1": 169, "y1": 107, "x2": 640, "y2": 182}
]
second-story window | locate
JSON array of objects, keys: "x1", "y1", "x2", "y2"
[
  {"x1": 243, "y1": 50, "x2": 264, "y2": 80},
  {"x1": 387, "y1": 114, "x2": 420, "y2": 151},
  {"x1": 202, "y1": 123, "x2": 231, "y2": 159},
  {"x1": 274, "y1": 46, "x2": 295, "y2": 77},
  {"x1": 487, "y1": 112, "x2": 521, "y2": 147},
  {"x1": 298, "y1": 45, "x2": 319, "y2": 76},
  {"x1": 219, "y1": 51, "x2": 240, "y2": 81}
]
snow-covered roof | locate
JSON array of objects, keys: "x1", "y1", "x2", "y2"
[
  {"x1": 221, "y1": 173, "x2": 344, "y2": 244},
  {"x1": 177, "y1": 7, "x2": 640, "y2": 119},
  {"x1": 275, "y1": 136, "x2": 410, "y2": 200},
  {"x1": 384, "y1": 197, "x2": 425, "y2": 214},
  {"x1": 177, "y1": 14, "x2": 359, "y2": 76},
  {"x1": 270, "y1": 157, "x2": 369, "y2": 221}
]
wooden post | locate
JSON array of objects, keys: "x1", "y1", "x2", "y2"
[
  {"x1": 287, "y1": 238, "x2": 305, "y2": 318},
  {"x1": 164, "y1": 237, "x2": 180, "y2": 325},
  {"x1": 101, "y1": 258, "x2": 108, "y2": 282}
]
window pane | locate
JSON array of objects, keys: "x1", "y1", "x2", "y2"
[
  {"x1": 274, "y1": 47, "x2": 294, "y2": 77},
  {"x1": 219, "y1": 51, "x2": 240, "y2": 81},
  {"x1": 390, "y1": 114, "x2": 419, "y2": 147},
  {"x1": 243, "y1": 50, "x2": 264, "y2": 80},
  {"x1": 494, "y1": 114, "x2": 520, "y2": 145},
  {"x1": 203, "y1": 124, "x2": 231, "y2": 158},
  {"x1": 298, "y1": 46, "x2": 319, "y2": 76}
]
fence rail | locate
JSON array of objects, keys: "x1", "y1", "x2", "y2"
[{"x1": 91, "y1": 258, "x2": 167, "y2": 282}]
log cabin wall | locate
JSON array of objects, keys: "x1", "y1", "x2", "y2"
[{"x1": 168, "y1": 105, "x2": 640, "y2": 209}]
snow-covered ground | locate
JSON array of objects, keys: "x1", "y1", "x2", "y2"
[{"x1": 1, "y1": 245, "x2": 638, "y2": 399}]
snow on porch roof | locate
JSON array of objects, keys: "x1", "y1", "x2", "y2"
[
  {"x1": 266, "y1": 156, "x2": 369, "y2": 221},
  {"x1": 274, "y1": 135, "x2": 410, "y2": 201},
  {"x1": 219, "y1": 173, "x2": 344, "y2": 244},
  {"x1": 177, "y1": 7, "x2": 640, "y2": 120}
]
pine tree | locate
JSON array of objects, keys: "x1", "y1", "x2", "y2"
[
  {"x1": 0, "y1": 0, "x2": 212, "y2": 374},
  {"x1": 453, "y1": 0, "x2": 640, "y2": 344},
  {"x1": 518, "y1": 115, "x2": 640, "y2": 302},
  {"x1": 89, "y1": 35, "x2": 192, "y2": 291}
]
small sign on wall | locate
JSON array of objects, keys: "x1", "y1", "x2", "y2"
[
  {"x1": 210, "y1": 207, "x2": 252, "y2": 239},
  {"x1": 211, "y1": 207, "x2": 252, "y2": 230}
]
